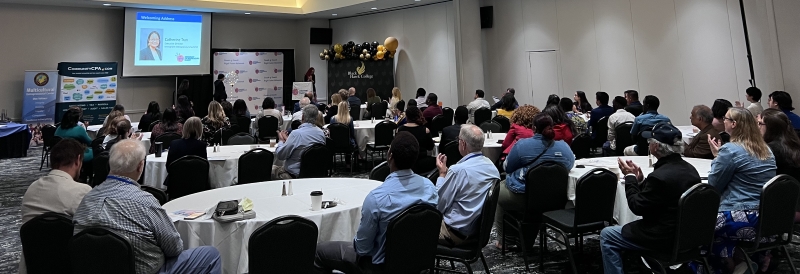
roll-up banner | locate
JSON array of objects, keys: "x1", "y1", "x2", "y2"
[{"x1": 55, "y1": 62, "x2": 118, "y2": 125}]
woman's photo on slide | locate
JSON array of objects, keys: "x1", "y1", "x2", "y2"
[{"x1": 139, "y1": 29, "x2": 163, "y2": 61}]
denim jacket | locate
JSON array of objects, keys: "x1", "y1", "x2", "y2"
[
  {"x1": 708, "y1": 143, "x2": 776, "y2": 211},
  {"x1": 504, "y1": 135, "x2": 575, "y2": 194}
]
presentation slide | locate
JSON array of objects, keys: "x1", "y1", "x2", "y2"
[{"x1": 122, "y1": 9, "x2": 211, "y2": 77}]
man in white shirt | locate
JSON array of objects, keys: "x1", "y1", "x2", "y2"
[
  {"x1": 292, "y1": 97, "x2": 310, "y2": 121},
  {"x1": 19, "y1": 138, "x2": 92, "y2": 273},
  {"x1": 605, "y1": 96, "x2": 636, "y2": 154},
  {"x1": 466, "y1": 90, "x2": 491, "y2": 123},
  {"x1": 735, "y1": 86, "x2": 763, "y2": 117}
]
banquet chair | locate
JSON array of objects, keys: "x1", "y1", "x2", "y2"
[
  {"x1": 366, "y1": 121, "x2": 396, "y2": 166},
  {"x1": 369, "y1": 161, "x2": 391, "y2": 181},
  {"x1": 613, "y1": 122, "x2": 634, "y2": 156},
  {"x1": 248, "y1": 215, "x2": 318, "y2": 274},
  {"x1": 634, "y1": 125, "x2": 654, "y2": 156},
  {"x1": 91, "y1": 151, "x2": 110, "y2": 187},
  {"x1": 91, "y1": 135, "x2": 105, "y2": 158},
  {"x1": 257, "y1": 116, "x2": 280, "y2": 141},
  {"x1": 234, "y1": 116, "x2": 252, "y2": 134},
  {"x1": 434, "y1": 180, "x2": 500, "y2": 274},
  {"x1": 327, "y1": 123, "x2": 358, "y2": 173},
  {"x1": 371, "y1": 102, "x2": 388, "y2": 119},
  {"x1": 70, "y1": 227, "x2": 135, "y2": 274},
  {"x1": 473, "y1": 108, "x2": 492, "y2": 126},
  {"x1": 478, "y1": 121, "x2": 501, "y2": 133},
  {"x1": 238, "y1": 148, "x2": 274, "y2": 184},
  {"x1": 147, "y1": 120, "x2": 160, "y2": 132},
  {"x1": 154, "y1": 132, "x2": 181, "y2": 151},
  {"x1": 570, "y1": 133, "x2": 592, "y2": 160},
  {"x1": 227, "y1": 133, "x2": 256, "y2": 145},
  {"x1": 350, "y1": 105, "x2": 362, "y2": 121},
  {"x1": 501, "y1": 161, "x2": 569, "y2": 272},
  {"x1": 441, "y1": 140, "x2": 462, "y2": 167},
  {"x1": 20, "y1": 212, "x2": 73, "y2": 274},
  {"x1": 540, "y1": 168, "x2": 617, "y2": 273},
  {"x1": 635, "y1": 183, "x2": 719, "y2": 274},
  {"x1": 166, "y1": 155, "x2": 211, "y2": 201},
  {"x1": 491, "y1": 115, "x2": 511, "y2": 133},
  {"x1": 39, "y1": 125, "x2": 58, "y2": 170},
  {"x1": 384, "y1": 204, "x2": 443, "y2": 274},
  {"x1": 443, "y1": 107, "x2": 454, "y2": 121},
  {"x1": 426, "y1": 169, "x2": 440, "y2": 184},
  {"x1": 290, "y1": 120, "x2": 302, "y2": 131},
  {"x1": 220, "y1": 128, "x2": 237, "y2": 145},
  {"x1": 736, "y1": 175, "x2": 800, "y2": 274},
  {"x1": 298, "y1": 144, "x2": 331, "y2": 178},
  {"x1": 591, "y1": 116, "x2": 609, "y2": 149},
  {"x1": 141, "y1": 185, "x2": 168, "y2": 205},
  {"x1": 430, "y1": 115, "x2": 451, "y2": 137}
]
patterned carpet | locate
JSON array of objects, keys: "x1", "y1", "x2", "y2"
[{"x1": 1, "y1": 146, "x2": 799, "y2": 273}]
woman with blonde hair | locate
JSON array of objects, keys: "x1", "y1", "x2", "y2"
[
  {"x1": 326, "y1": 93, "x2": 343, "y2": 124},
  {"x1": 330, "y1": 101, "x2": 356, "y2": 146},
  {"x1": 102, "y1": 110, "x2": 125, "y2": 137},
  {"x1": 201, "y1": 101, "x2": 230, "y2": 144},
  {"x1": 700, "y1": 107, "x2": 777, "y2": 273},
  {"x1": 388, "y1": 87, "x2": 402, "y2": 117}
]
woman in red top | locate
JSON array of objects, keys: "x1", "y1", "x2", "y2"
[
  {"x1": 542, "y1": 104, "x2": 576, "y2": 145},
  {"x1": 501, "y1": 105, "x2": 540, "y2": 154}
]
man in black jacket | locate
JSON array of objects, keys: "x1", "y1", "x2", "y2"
[
  {"x1": 213, "y1": 74, "x2": 227, "y2": 103},
  {"x1": 600, "y1": 122, "x2": 701, "y2": 274},
  {"x1": 440, "y1": 106, "x2": 468, "y2": 145}
]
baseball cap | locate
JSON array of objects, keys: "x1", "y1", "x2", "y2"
[{"x1": 641, "y1": 122, "x2": 681, "y2": 144}]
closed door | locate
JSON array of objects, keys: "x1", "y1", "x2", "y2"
[{"x1": 528, "y1": 51, "x2": 561, "y2": 109}]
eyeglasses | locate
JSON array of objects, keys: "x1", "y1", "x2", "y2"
[
  {"x1": 758, "y1": 122, "x2": 766, "y2": 126},
  {"x1": 723, "y1": 116, "x2": 735, "y2": 122}
]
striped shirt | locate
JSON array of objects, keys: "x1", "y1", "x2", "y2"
[{"x1": 73, "y1": 176, "x2": 183, "y2": 274}]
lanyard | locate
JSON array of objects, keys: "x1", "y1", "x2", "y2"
[
  {"x1": 106, "y1": 175, "x2": 137, "y2": 186},
  {"x1": 462, "y1": 153, "x2": 483, "y2": 162}
]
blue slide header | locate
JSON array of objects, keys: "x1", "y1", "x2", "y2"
[{"x1": 137, "y1": 12, "x2": 202, "y2": 23}]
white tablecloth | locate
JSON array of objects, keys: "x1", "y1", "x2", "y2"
[
  {"x1": 139, "y1": 132, "x2": 151, "y2": 153},
  {"x1": 144, "y1": 145, "x2": 278, "y2": 189},
  {"x1": 86, "y1": 122, "x2": 140, "y2": 139},
  {"x1": 162, "y1": 178, "x2": 382, "y2": 274},
  {"x1": 433, "y1": 133, "x2": 506, "y2": 163},
  {"x1": 676, "y1": 125, "x2": 698, "y2": 144},
  {"x1": 569, "y1": 156, "x2": 712, "y2": 225},
  {"x1": 250, "y1": 115, "x2": 293, "y2": 133}
]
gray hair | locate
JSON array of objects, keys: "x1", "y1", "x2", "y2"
[
  {"x1": 648, "y1": 137, "x2": 684, "y2": 157},
  {"x1": 459, "y1": 124, "x2": 485, "y2": 153},
  {"x1": 692, "y1": 105, "x2": 714, "y2": 124},
  {"x1": 109, "y1": 139, "x2": 146, "y2": 174},
  {"x1": 182, "y1": 117, "x2": 203, "y2": 140},
  {"x1": 302, "y1": 104, "x2": 319, "y2": 124},
  {"x1": 349, "y1": 87, "x2": 356, "y2": 95},
  {"x1": 299, "y1": 97, "x2": 310, "y2": 107}
]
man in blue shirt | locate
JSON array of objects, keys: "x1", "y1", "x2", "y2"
[
  {"x1": 589, "y1": 91, "x2": 615, "y2": 139},
  {"x1": 434, "y1": 125, "x2": 500, "y2": 246},
  {"x1": 624, "y1": 95, "x2": 671, "y2": 156},
  {"x1": 272, "y1": 105, "x2": 326, "y2": 179},
  {"x1": 313, "y1": 132, "x2": 439, "y2": 273},
  {"x1": 768, "y1": 90, "x2": 800, "y2": 129}
]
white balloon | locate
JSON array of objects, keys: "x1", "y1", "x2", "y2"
[{"x1": 223, "y1": 71, "x2": 239, "y2": 87}]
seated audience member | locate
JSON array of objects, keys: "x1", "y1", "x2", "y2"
[
  {"x1": 415, "y1": 88, "x2": 428, "y2": 109},
  {"x1": 398, "y1": 107, "x2": 435, "y2": 159},
  {"x1": 252, "y1": 97, "x2": 283, "y2": 137},
  {"x1": 604, "y1": 96, "x2": 636, "y2": 154},
  {"x1": 325, "y1": 94, "x2": 342, "y2": 124},
  {"x1": 711, "y1": 99, "x2": 733, "y2": 133},
  {"x1": 422, "y1": 93, "x2": 443, "y2": 121},
  {"x1": 560, "y1": 98, "x2": 587, "y2": 134},
  {"x1": 572, "y1": 91, "x2": 593, "y2": 113},
  {"x1": 365, "y1": 88, "x2": 382, "y2": 117},
  {"x1": 330, "y1": 101, "x2": 358, "y2": 147},
  {"x1": 541, "y1": 105, "x2": 576, "y2": 145},
  {"x1": 294, "y1": 91, "x2": 317, "y2": 113},
  {"x1": 104, "y1": 119, "x2": 142, "y2": 151},
  {"x1": 293, "y1": 97, "x2": 311, "y2": 121},
  {"x1": 501, "y1": 105, "x2": 538, "y2": 155},
  {"x1": 55, "y1": 107, "x2": 93, "y2": 162},
  {"x1": 392, "y1": 100, "x2": 407, "y2": 126},
  {"x1": 441, "y1": 106, "x2": 469, "y2": 145},
  {"x1": 138, "y1": 101, "x2": 161, "y2": 131},
  {"x1": 233, "y1": 99, "x2": 251, "y2": 120},
  {"x1": 496, "y1": 93, "x2": 517, "y2": 119},
  {"x1": 546, "y1": 94, "x2": 560, "y2": 107},
  {"x1": 624, "y1": 95, "x2": 671, "y2": 156},
  {"x1": 220, "y1": 101, "x2": 236, "y2": 127},
  {"x1": 389, "y1": 87, "x2": 402, "y2": 113},
  {"x1": 101, "y1": 111, "x2": 125, "y2": 148},
  {"x1": 491, "y1": 88, "x2": 518, "y2": 110},
  {"x1": 735, "y1": 87, "x2": 764, "y2": 117},
  {"x1": 150, "y1": 108, "x2": 183, "y2": 154},
  {"x1": 600, "y1": 122, "x2": 700, "y2": 274},
  {"x1": 683, "y1": 105, "x2": 720, "y2": 159},
  {"x1": 466, "y1": 90, "x2": 491, "y2": 123},
  {"x1": 273, "y1": 105, "x2": 327, "y2": 179},
  {"x1": 18, "y1": 139, "x2": 92, "y2": 274},
  {"x1": 623, "y1": 90, "x2": 643, "y2": 116},
  {"x1": 201, "y1": 101, "x2": 230, "y2": 144},
  {"x1": 494, "y1": 114, "x2": 575, "y2": 244},
  {"x1": 435, "y1": 125, "x2": 500, "y2": 246},
  {"x1": 313, "y1": 132, "x2": 438, "y2": 273},
  {"x1": 759, "y1": 108, "x2": 800, "y2": 182},
  {"x1": 166, "y1": 117, "x2": 207, "y2": 167},
  {"x1": 73, "y1": 139, "x2": 221, "y2": 274},
  {"x1": 347, "y1": 87, "x2": 362, "y2": 111},
  {"x1": 589, "y1": 92, "x2": 615, "y2": 139},
  {"x1": 768, "y1": 90, "x2": 800, "y2": 129},
  {"x1": 175, "y1": 95, "x2": 195, "y2": 122},
  {"x1": 703, "y1": 107, "x2": 776, "y2": 273},
  {"x1": 103, "y1": 104, "x2": 131, "y2": 124}
]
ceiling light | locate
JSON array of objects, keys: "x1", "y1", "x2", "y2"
[
  {"x1": 103, "y1": 3, "x2": 111, "y2": 6},
  {"x1": 415, "y1": 0, "x2": 421, "y2": 1},
  {"x1": 371, "y1": 7, "x2": 377, "y2": 10},
  {"x1": 244, "y1": 12, "x2": 251, "y2": 14},
  {"x1": 332, "y1": 13, "x2": 337, "y2": 16}
]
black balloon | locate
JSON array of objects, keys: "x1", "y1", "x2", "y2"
[
  {"x1": 371, "y1": 41, "x2": 379, "y2": 47},
  {"x1": 361, "y1": 42, "x2": 370, "y2": 49},
  {"x1": 348, "y1": 41, "x2": 355, "y2": 48},
  {"x1": 354, "y1": 44, "x2": 362, "y2": 53}
]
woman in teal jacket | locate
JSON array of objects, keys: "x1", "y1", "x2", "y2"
[{"x1": 55, "y1": 107, "x2": 93, "y2": 162}]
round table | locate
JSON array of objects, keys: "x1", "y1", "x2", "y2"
[
  {"x1": 433, "y1": 133, "x2": 506, "y2": 163},
  {"x1": 569, "y1": 156, "x2": 712, "y2": 225},
  {"x1": 144, "y1": 144, "x2": 278, "y2": 189},
  {"x1": 139, "y1": 132, "x2": 152, "y2": 153},
  {"x1": 162, "y1": 178, "x2": 382, "y2": 274},
  {"x1": 86, "y1": 122, "x2": 140, "y2": 139},
  {"x1": 676, "y1": 125, "x2": 698, "y2": 144}
]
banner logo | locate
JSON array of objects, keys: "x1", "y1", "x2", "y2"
[
  {"x1": 34, "y1": 73, "x2": 49, "y2": 86},
  {"x1": 348, "y1": 61, "x2": 374, "y2": 79},
  {"x1": 357, "y1": 62, "x2": 366, "y2": 75}
]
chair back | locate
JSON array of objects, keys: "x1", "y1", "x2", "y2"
[
  {"x1": 372, "y1": 102, "x2": 388, "y2": 119},
  {"x1": 166, "y1": 155, "x2": 211, "y2": 200},
  {"x1": 573, "y1": 169, "x2": 617, "y2": 226},
  {"x1": 42, "y1": 125, "x2": 57, "y2": 148},
  {"x1": 592, "y1": 116, "x2": 610, "y2": 147},
  {"x1": 147, "y1": 121, "x2": 160, "y2": 132},
  {"x1": 248, "y1": 215, "x2": 319, "y2": 274},
  {"x1": 227, "y1": 133, "x2": 256, "y2": 145},
  {"x1": 429, "y1": 115, "x2": 451, "y2": 137},
  {"x1": 374, "y1": 121, "x2": 397, "y2": 146},
  {"x1": 326, "y1": 123, "x2": 352, "y2": 153},
  {"x1": 349, "y1": 105, "x2": 361, "y2": 121},
  {"x1": 299, "y1": 144, "x2": 331, "y2": 178},
  {"x1": 442, "y1": 140, "x2": 462, "y2": 167},
  {"x1": 524, "y1": 161, "x2": 570, "y2": 222},
  {"x1": 754, "y1": 175, "x2": 800, "y2": 248},
  {"x1": 257, "y1": 116, "x2": 280, "y2": 140},
  {"x1": 20, "y1": 212, "x2": 73, "y2": 274},
  {"x1": 369, "y1": 161, "x2": 391, "y2": 181},
  {"x1": 155, "y1": 133, "x2": 181, "y2": 150},
  {"x1": 234, "y1": 116, "x2": 251, "y2": 134},
  {"x1": 91, "y1": 136, "x2": 105, "y2": 157},
  {"x1": 474, "y1": 108, "x2": 491, "y2": 126},
  {"x1": 92, "y1": 151, "x2": 110, "y2": 187},
  {"x1": 443, "y1": 107, "x2": 454, "y2": 121},
  {"x1": 479, "y1": 121, "x2": 502, "y2": 133},
  {"x1": 141, "y1": 185, "x2": 168, "y2": 205},
  {"x1": 570, "y1": 133, "x2": 592, "y2": 159},
  {"x1": 291, "y1": 120, "x2": 302, "y2": 130},
  {"x1": 384, "y1": 204, "x2": 443, "y2": 274},
  {"x1": 69, "y1": 227, "x2": 135, "y2": 274},
  {"x1": 635, "y1": 125, "x2": 653, "y2": 156},
  {"x1": 492, "y1": 115, "x2": 511, "y2": 133},
  {"x1": 477, "y1": 180, "x2": 501, "y2": 247},
  {"x1": 666, "y1": 184, "x2": 720, "y2": 262},
  {"x1": 220, "y1": 128, "x2": 237, "y2": 145},
  {"x1": 239, "y1": 148, "x2": 274, "y2": 184},
  {"x1": 614, "y1": 122, "x2": 634, "y2": 156}
]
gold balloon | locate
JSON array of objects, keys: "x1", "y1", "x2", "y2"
[
  {"x1": 359, "y1": 54, "x2": 365, "y2": 60},
  {"x1": 319, "y1": 52, "x2": 325, "y2": 58},
  {"x1": 365, "y1": 53, "x2": 371, "y2": 59},
  {"x1": 333, "y1": 44, "x2": 343, "y2": 54},
  {"x1": 377, "y1": 45, "x2": 385, "y2": 52},
  {"x1": 324, "y1": 55, "x2": 330, "y2": 60},
  {"x1": 362, "y1": 49, "x2": 369, "y2": 54},
  {"x1": 376, "y1": 51, "x2": 385, "y2": 60},
  {"x1": 323, "y1": 49, "x2": 329, "y2": 54},
  {"x1": 384, "y1": 37, "x2": 398, "y2": 52}
]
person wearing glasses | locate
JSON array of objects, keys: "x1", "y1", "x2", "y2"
[{"x1": 139, "y1": 31, "x2": 162, "y2": 61}]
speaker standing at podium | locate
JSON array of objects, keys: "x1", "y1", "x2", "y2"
[{"x1": 213, "y1": 74, "x2": 227, "y2": 103}]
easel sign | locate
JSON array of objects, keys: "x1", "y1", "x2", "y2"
[{"x1": 292, "y1": 82, "x2": 313, "y2": 100}]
